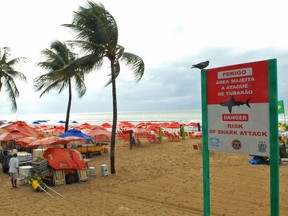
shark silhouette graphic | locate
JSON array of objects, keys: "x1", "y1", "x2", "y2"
[{"x1": 220, "y1": 96, "x2": 251, "y2": 113}]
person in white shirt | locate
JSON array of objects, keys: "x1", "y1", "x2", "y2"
[{"x1": 9, "y1": 153, "x2": 19, "y2": 188}]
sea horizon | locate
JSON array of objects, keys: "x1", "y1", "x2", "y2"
[
  {"x1": 0, "y1": 109, "x2": 203, "y2": 126},
  {"x1": 0, "y1": 108, "x2": 287, "y2": 126}
]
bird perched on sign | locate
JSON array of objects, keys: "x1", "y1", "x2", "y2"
[{"x1": 191, "y1": 60, "x2": 209, "y2": 69}]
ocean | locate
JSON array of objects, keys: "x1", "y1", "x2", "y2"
[
  {"x1": 0, "y1": 109, "x2": 202, "y2": 126},
  {"x1": 0, "y1": 109, "x2": 286, "y2": 126}
]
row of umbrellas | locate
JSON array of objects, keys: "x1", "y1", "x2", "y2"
[
  {"x1": 0, "y1": 120, "x2": 200, "y2": 147},
  {"x1": 0, "y1": 121, "x2": 112, "y2": 148}
]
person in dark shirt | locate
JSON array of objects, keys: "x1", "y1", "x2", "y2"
[{"x1": 129, "y1": 130, "x2": 136, "y2": 150}]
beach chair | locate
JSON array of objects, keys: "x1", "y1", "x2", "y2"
[
  {"x1": 146, "y1": 133, "x2": 158, "y2": 143},
  {"x1": 192, "y1": 143, "x2": 202, "y2": 151},
  {"x1": 77, "y1": 169, "x2": 89, "y2": 182},
  {"x1": 53, "y1": 170, "x2": 66, "y2": 186},
  {"x1": 173, "y1": 133, "x2": 181, "y2": 142}
]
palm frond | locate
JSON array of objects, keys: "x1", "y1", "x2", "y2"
[
  {"x1": 63, "y1": 1, "x2": 118, "y2": 47},
  {"x1": 5, "y1": 70, "x2": 27, "y2": 82},
  {"x1": 73, "y1": 75, "x2": 87, "y2": 97},
  {"x1": 4, "y1": 77, "x2": 19, "y2": 112},
  {"x1": 120, "y1": 52, "x2": 145, "y2": 82},
  {"x1": 7, "y1": 57, "x2": 27, "y2": 66},
  {"x1": 0, "y1": 47, "x2": 27, "y2": 112},
  {"x1": 58, "y1": 53, "x2": 104, "y2": 74}
]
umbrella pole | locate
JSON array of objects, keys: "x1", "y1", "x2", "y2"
[
  {"x1": 46, "y1": 185, "x2": 64, "y2": 198},
  {"x1": 38, "y1": 185, "x2": 54, "y2": 198}
]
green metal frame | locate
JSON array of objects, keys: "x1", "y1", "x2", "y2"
[
  {"x1": 201, "y1": 59, "x2": 279, "y2": 216},
  {"x1": 201, "y1": 69, "x2": 210, "y2": 215},
  {"x1": 268, "y1": 59, "x2": 279, "y2": 216}
]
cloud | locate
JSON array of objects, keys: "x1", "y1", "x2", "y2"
[{"x1": 1, "y1": 0, "x2": 288, "y2": 115}]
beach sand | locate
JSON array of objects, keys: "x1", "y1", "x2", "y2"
[{"x1": 0, "y1": 137, "x2": 288, "y2": 216}]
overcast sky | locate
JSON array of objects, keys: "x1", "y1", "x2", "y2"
[{"x1": 0, "y1": 0, "x2": 288, "y2": 115}]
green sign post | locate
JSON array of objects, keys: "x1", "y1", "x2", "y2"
[{"x1": 201, "y1": 59, "x2": 279, "y2": 215}]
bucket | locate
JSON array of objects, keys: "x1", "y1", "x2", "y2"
[
  {"x1": 88, "y1": 167, "x2": 96, "y2": 176},
  {"x1": 100, "y1": 164, "x2": 109, "y2": 176},
  {"x1": 19, "y1": 166, "x2": 33, "y2": 178}
]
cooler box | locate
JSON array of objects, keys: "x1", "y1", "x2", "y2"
[
  {"x1": 19, "y1": 165, "x2": 33, "y2": 178},
  {"x1": 281, "y1": 158, "x2": 288, "y2": 164},
  {"x1": 17, "y1": 152, "x2": 32, "y2": 165}
]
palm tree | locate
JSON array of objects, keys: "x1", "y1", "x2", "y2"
[
  {"x1": 0, "y1": 47, "x2": 27, "y2": 112},
  {"x1": 62, "y1": 1, "x2": 145, "y2": 174},
  {"x1": 34, "y1": 40, "x2": 87, "y2": 132}
]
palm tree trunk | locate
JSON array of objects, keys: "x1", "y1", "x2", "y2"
[
  {"x1": 110, "y1": 60, "x2": 117, "y2": 174},
  {"x1": 65, "y1": 80, "x2": 72, "y2": 132}
]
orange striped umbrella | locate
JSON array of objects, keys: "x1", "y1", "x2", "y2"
[
  {"x1": 15, "y1": 136, "x2": 38, "y2": 147},
  {"x1": 0, "y1": 129, "x2": 29, "y2": 141},
  {"x1": 28, "y1": 136, "x2": 68, "y2": 147}
]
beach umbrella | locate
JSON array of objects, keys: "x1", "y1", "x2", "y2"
[
  {"x1": 43, "y1": 148, "x2": 86, "y2": 170},
  {"x1": 0, "y1": 129, "x2": 29, "y2": 141},
  {"x1": 82, "y1": 128, "x2": 111, "y2": 137},
  {"x1": 166, "y1": 122, "x2": 180, "y2": 129},
  {"x1": 28, "y1": 136, "x2": 68, "y2": 147},
  {"x1": 61, "y1": 136, "x2": 86, "y2": 142},
  {"x1": 15, "y1": 136, "x2": 38, "y2": 147},
  {"x1": 118, "y1": 121, "x2": 134, "y2": 129},
  {"x1": 101, "y1": 122, "x2": 112, "y2": 128},
  {"x1": 82, "y1": 128, "x2": 111, "y2": 142},
  {"x1": 32, "y1": 121, "x2": 41, "y2": 125},
  {"x1": 147, "y1": 124, "x2": 160, "y2": 133},
  {"x1": 165, "y1": 122, "x2": 181, "y2": 133},
  {"x1": 74, "y1": 123, "x2": 92, "y2": 130},
  {"x1": 58, "y1": 128, "x2": 92, "y2": 139},
  {"x1": 1, "y1": 120, "x2": 39, "y2": 135},
  {"x1": 90, "y1": 125, "x2": 105, "y2": 130}
]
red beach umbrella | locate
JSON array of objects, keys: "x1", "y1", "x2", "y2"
[
  {"x1": 82, "y1": 128, "x2": 111, "y2": 137},
  {"x1": 101, "y1": 122, "x2": 112, "y2": 128},
  {"x1": 82, "y1": 128, "x2": 111, "y2": 142},
  {"x1": 15, "y1": 136, "x2": 38, "y2": 147},
  {"x1": 43, "y1": 148, "x2": 86, "y2": 170},
  {"x1": 61, "y1": 136, "x2": 86, "y2": 142},
  {"x1": 28, "y1": 136, "x2": 68, "y2": 147},
  {"x1": 1, "y1": 120, "x2": 39, "y2": 135},
  {"x1": 166, "y1": 122, "x2": 181, "y2": 129},
  {"x1": 0, "y1": 129, "x2": 29, "y2": 141}
]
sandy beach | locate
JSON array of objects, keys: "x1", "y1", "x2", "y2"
[{"x1": 0, "y1": 136, "x2": 288, "y2": 216}]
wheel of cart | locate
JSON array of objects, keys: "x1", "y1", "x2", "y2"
[{"x1": 87, "y1": 152, "x2": 94, "y2": 158}]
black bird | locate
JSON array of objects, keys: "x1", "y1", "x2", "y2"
[{"x1": 191, "y1": 60, "x2": 209, "y2": 69}]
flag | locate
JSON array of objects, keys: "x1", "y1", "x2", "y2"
[{"x1": 278, "y1": 100, "x2": 285, "y2": 114}]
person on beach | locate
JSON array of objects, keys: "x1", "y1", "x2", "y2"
[
  {"x1": 197, "y1": 122, "x2": 201, "y2": 132},
  {"x1": 129, "y1": 130, "x2": 136, "y2": 150},
  {"x1": 9, "y1": 153, "x2": 19, "y2": 188}
]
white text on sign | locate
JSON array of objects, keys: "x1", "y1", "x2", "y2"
[{"x1": 217, "y1": 67, "x2": 253, "y2": 79}]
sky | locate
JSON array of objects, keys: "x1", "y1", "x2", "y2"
[{"x1": 1, "y1": 0, "x2": 288, "y2": 115}]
